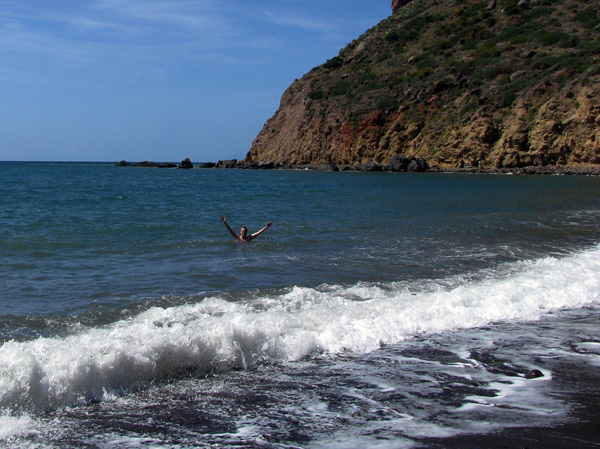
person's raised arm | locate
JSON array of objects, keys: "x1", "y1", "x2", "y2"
[
  {"x1": 220, "y1": 216, "x2": 240, "y2": 240},
  {"x1": 249, "y1": 221, "x2": 273, "y2": 241}
]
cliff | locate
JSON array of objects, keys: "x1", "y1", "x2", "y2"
[{"x1": 245, "y1": 0, "x2": 600, "y2": 170}]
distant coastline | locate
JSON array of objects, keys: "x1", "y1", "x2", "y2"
[{"x1": 114, "y1": 157, "x2": 600, "y2": 176}]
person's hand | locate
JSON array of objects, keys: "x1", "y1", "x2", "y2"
[
  {"x1": 220, "y1": 216, "x2": 227, "y2": 223},
  {"x1": 266, "y1": 221, "x2": 273, "y2": 228}
]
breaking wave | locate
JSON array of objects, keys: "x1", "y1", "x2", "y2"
[{"x1": 1, "y1": 245, "x2": 599, "y2": 413}]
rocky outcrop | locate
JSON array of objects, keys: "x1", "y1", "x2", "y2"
[
  {"x1": 246, "y1": 77, "x2": 600, "y2": 170},
  {"x1": 178, "y1": 158, "x2": 194, "y2": 169},
  {"x1": 244, "y1": 0, "x2": 600, "y2": 171},
  {"x1": 491, "y1": 82, "x2": 600, "y2": 167},
  {"x1": 115, "y1": 160, "x2": 180, "y2": 168},
  {"x1": 134, "y1": 161, "x2": 177, "y2": 168},
  {"x1": 216, "y1": 159, "x2": 238, "y2": 169},
  {"x1": 524, "y1": 369, "x2": 544, "y2": 379},
  {"x1": 392, "y1": 0, "x2": 412, "y2": 12},
  {"x1": 389, "y1": 155, "x2": 428, "y2": 172}
]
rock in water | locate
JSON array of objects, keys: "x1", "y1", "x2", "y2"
[
  {"x1": 178, "y1": 158, "x2": 193, "y2": 169},
  {"x1": 524, "y1": 369, "x2": 544, "y2": 379}
]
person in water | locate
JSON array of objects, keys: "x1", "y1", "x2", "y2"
[{"x1": 220, "y1": 216, "x2": 273, "y2": 243}]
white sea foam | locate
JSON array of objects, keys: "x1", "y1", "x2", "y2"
[
  {"x1": 0, "y1": 246, "x2": 599, "y2": 415},
  {"x1": 0, "y1": 412, "x2": 42, "y2": 447}
]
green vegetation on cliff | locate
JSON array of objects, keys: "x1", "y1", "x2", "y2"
[
  {"x1": 246, "y1": 0, "x2": 600, "y2": 169},
  {"x1": 310, "y1": 0, "x2": 598, "y2": 119}
]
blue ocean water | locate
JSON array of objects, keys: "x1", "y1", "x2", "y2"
[{"x1": 1, "y1": 162, "x2": 599, "y2": 448}]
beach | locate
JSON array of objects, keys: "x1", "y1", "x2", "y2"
[{"x1": 0, "y1": 162, "x2": 599, "y2": 448}]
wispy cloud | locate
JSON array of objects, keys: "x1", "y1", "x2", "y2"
[
  {"x1": 0, "y1": 0, "x2": 378, "y2": 90},
  {"x1": 0, "y1": 1, "x2": 235, "y2": 81},
  {"x1": 88, "y1": 0, "x2": 242, "y2": 46},
  {"x1": 0, "y1": 1, "x2": 234, "y2": 53},
  {"x1": 256, "y1": 5, "x2": 374, "y2": 46},
  {"x1": 260, "y1": 10, "x2": 337, "y2": 33},
  {"x1": 93, "y1": 0, "x2": 226, "y2": 27},
  {"x1": 0, "y1": 15, "x2": 94, "y2": 65}
]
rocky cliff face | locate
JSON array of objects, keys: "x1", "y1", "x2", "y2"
[
  {"x1": 392, "y1": 0, "x2": 412, "y2": 13},
  {"x1": 245, "y1": 0, "x2": 600, "y2": 169}
]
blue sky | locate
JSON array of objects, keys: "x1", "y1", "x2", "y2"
[{"x1": 0, "y1": 1, "x2": 391, "y2": 162}]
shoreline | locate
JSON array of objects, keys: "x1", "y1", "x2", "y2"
[
  {"x1": 421, "y1": 347, "x2": 600, "y2": 449},
  {"x1": 116, "y1": 158, "x2": 600, "y2": 176}
]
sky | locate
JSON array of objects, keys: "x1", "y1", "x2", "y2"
[{"x1": 0, "y1": 1, "x2": 392, "y2": 162}]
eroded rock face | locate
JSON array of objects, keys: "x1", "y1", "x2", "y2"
[
  {"x1": 245, "y1": 78, "x2": 600, "y2": 169},
  {"x1": 244, "y1": 0, "x2": 599, "y2": 170},
  {"x1": 392, "y1": 0, "x2": 412, "y2": 12},
  {"x1": 490, "y1": 82, "x2": 600, "y2": 168}
]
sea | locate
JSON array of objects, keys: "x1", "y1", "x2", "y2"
[{"x1": 0, "y1": 161, "x2": 599, "y2": 448}]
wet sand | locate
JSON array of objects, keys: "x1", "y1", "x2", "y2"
[{"x1": 421, "y1": 346, "x2": 600, "y2": 448}]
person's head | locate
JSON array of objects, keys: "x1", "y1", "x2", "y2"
[{"x1": 240, "y1": 226, "x2": 248, "y2": 238}]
